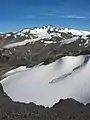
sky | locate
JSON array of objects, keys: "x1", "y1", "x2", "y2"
[{"x1": 0, "y1": 0, "x2": 90, "y2": 32}]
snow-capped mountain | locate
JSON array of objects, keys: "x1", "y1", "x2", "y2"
[
  {"x1": 11, "y1": 26, "x2": 90, "y2": 37},
  {"x1": 0, "y1": 25, "x2": 89, "y2": 49},
  {"x1": 0, "y1": 25, "x2": 89, "y2": 69},
  {"x1": 0, "y1": 25, "x2": 90, "y2": 41}
]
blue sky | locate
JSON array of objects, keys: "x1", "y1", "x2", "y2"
[{"x1": 0, "y1": 0, "x2": 90, "y2": 32}]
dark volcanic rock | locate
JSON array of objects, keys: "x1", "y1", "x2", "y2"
[
  {"x1": 0, "y1": 83, "x2": 90, "y2": 120},
  {"x1": 79, "y1": 50, "x2": 90, "y2": 55}
]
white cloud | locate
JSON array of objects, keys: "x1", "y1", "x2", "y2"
[
  {"x1": 58, "y1": 15, "x2": 90, "y2": 19},
  {"x1": 24, "y1": 13, "x2": 90, "y2": 20},
  {"x1": 42, "y1": 13, "x2": 90, "y2": 19},
  {"x1": 24, "y1": 15, "x2": 36, "y2": 19},
  {"x1": 41, "y1": 13, "x2": 55, "y2": 16}
]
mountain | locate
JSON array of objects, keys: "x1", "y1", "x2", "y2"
[
  {"x1": 0, "y1": 26, "x2": 90, "y2": 103},
  {"x1": 0, "y1": 25, "x2": 90, "y2": 48},
  {"x1": 0, "y1": 25, "x2": 90, "y2": 119},
  {"x1": 0, "y1": 26, "x2": 89, "y2": 71}
]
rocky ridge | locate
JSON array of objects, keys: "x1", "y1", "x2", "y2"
[
  {"x1": 0, "y1": 83, "x2": 90, "y2": 120},
  {"x1": 0, "y1": 26, "x2": 90, "y2": 119}
]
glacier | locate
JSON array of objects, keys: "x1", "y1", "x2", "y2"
[{"x1": 0, "y1": 55, "x2": 90, "y2": 107}]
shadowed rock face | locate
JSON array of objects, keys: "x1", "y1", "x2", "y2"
[{"x1": 0, "y1": 83, "x2": 90, "y2": 120}]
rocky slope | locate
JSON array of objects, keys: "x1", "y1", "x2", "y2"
[
  {"x1": 0, "y1": 26, "x2": 90, "y2": 119},
  {"x1": 0, "y1": 83, "x2": 90, "y2": 120},
  {"x1": 0, "y1": 26, "x2": 90, "y2": 76}
]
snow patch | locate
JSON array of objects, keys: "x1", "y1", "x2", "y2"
[
  {"x1": 6, "y1": 34, "x2": 11, "y2": 37},
  {"x1": 21, "y1": 29, "x2": 30, "y2": 33},
  {"x1": 20, "y1": 34, "x2": 25, "y2": 37},
  {"x1": 60, "y1": 37, "x2": 79, "y2": 45},
  {"x1": 1, "y1": 55, "x2": 89, "y2": 107},
  {"x1": 3, "y1": 35, "x2": 51, "y2": 48},
  {"x1": 79, "y1": 44, "x2": 82, "y2": 46}
]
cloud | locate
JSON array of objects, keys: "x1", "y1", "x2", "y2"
[
  {"x1": 24, "y1": 15, "x2": 36, "y2": 19},
  {"x1": 58, "y1": 15, "x2": 90, "y2": 19},
  {"x1": 42, "y1": 13, "x2": 90, "y2": 19},
  {"x1": 41, "y1": 13, "x2": 55, "y2": 16},
  {"x1": 24, "y1": 15, "x2": 45, "y2": 19},
  {"x1": 24, "y1": 13, "x2": 90, "y2": 20}
]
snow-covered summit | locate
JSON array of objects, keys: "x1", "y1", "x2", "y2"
[
  {"x1": 60, "y1": 28, "x2": 90, "y2": 36},
  {"x1": 0, "y1": 25, "x2": 90, "y2": 40},
  {"x1": 13, "y1": 26, "x2": 90, "y2": 42},
  {"x1": 13, "y1": 26, "x2": 90, "y2": 40}
]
